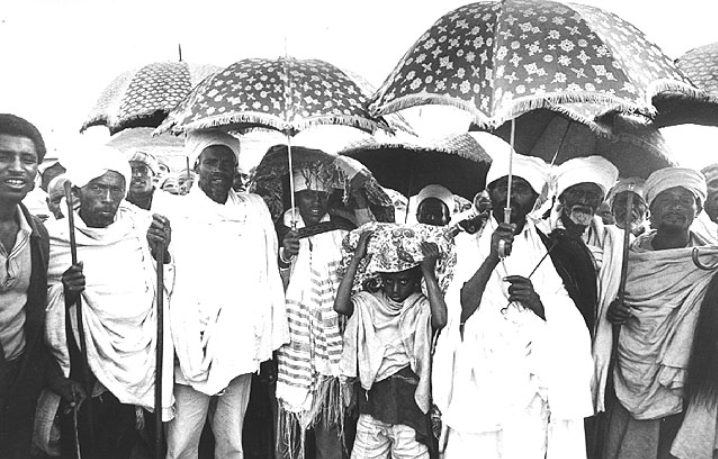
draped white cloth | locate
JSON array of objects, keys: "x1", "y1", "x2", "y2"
[
  {"x1": 433, "y1": 217, "x2": 593, "y2": 458},
  {"x1": 168, "y1": 186, "x2": 288, "y2": 396},
  {"x1": 614, "y1": 232, "x2": 718, "y2": 420},
  {"x1": 45, "y1": 203, "x2": 175, "y2": 420}
]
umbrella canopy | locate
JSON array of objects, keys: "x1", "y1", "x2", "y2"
[
  {"x1": 491, "y1": 111, "x2": 676, "y2": 178},
  {"x1": 250, "y1": 145, "x2": 394, "y2": 223},
  {"x1": 340, "y1": 133, "x2": 492, "y2": 200},
  {"x1": 370, "y1": 0, "x2": 714, "y2": 129},
  {"x1": 156, "y1": 57, "x2": 388, "y2": 136},
  {"x1": 677, "y1": 42, "x2": 718, "y2": 94},
  {"x1": 81, "y1": 61, "x2": 221, "y2": 135}
]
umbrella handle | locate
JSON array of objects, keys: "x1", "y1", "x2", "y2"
[{"x1": 499, "y1": 119, "x2": 516, "y2": 257}]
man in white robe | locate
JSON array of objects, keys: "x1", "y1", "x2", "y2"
[
  {"x1": 434, "y1": 153, "x2": 594, "y2": 459},
  {"x1": 165, "y1": 129, "x2": 288, "y2": 459},
  {"x1": 45, "y1": 142, "x2": 173, "y2": 459}
]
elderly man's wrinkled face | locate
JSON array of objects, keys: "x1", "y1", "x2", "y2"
[
  {"x1": 488, "y1": 176, "x2": 538, "y2": 228},
  {"x1": 79, "y1": 171, "x2": 125, "y2": 228},
  {"x1": 416, "y1": 198, "x2": 450, "y2": 227},
  {"x1": 197, "y1": 145, "x2": 236, "y2": 203},
  {"x1": 559, "y1": 182, "x2": 604, "y2": 227},
  {"x1": 649, "y1": 186, "x2": 700, "y2": 233},
  {"x1": 129, "y1": 161, "x2": 154, "y2": 196},
  {"x1": 704, "y1": 178, "x2": 718, "y2": 223},
  {"x1": 0, "y1": 134, "x2": 38, "y2": 204},
  {"x1": 612, "y1": 190, "x2": 648, "y2": 232}
]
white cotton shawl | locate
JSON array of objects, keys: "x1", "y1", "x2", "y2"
[
  {"x1": 168, "y1": 185, "x2": 288, "y2": 396},
  {"x1": 434, "y1": 217, "x2": 594, "y2": 435},
  {"x1": 45, "y1": 203, "x2": 175, "y2": 420}
]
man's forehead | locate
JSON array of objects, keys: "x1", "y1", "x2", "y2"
[
  {"x1": 86, "y1": 170, "x2": 126, "y2": 186},
  {"x1": 655, "y1": 186, "x2": 695, "y2": 199},
  {"x1": 200, "y1": 144, "x2": 236, "y2": 160},
  {"x1": 0, "y1": 133, "x2": 37, "y2": 154},
  {"x1": 566, "y1": 182, "x2": 602, "y2": 191}
]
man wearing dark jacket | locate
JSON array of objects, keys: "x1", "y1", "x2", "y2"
[{"x1": 0, "y1": 114, "x2": 81, "y2": 458}]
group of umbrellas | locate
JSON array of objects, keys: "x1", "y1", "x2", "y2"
[{"x1": 70, "y1": 1, "x2": 718, "y2": 457}]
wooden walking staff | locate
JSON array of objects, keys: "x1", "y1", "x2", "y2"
[
  {"x1": 154, "y1": 244, "x2": 164, "y2": 459},
  {"x1": 63, "y1": 181, "x2": 97, "y2": 458}
]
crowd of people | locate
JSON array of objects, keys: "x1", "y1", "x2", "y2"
[{"x1": 2, "y1": 112, "x2": 718, "y2": 459}]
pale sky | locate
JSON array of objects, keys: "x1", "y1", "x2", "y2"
[{"x1": 1, "y1": 0, "x2": 718, "y2": 168}]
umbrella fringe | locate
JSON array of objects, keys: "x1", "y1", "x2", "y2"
[
  {"x1": 649, "y1": 79, "x2": 718, "y2": 103},
  {"x1": 488, "y1": 92, "x2": 648, "y2": 130},
  {"x1": 155, "y1": 113, "x2": 380, "y2": 136},
  {"x1": 369, "y1": 93, "x2": 488, "y2": 125}
]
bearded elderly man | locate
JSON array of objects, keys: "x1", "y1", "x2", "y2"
[
  {"x1": 45, "y1": 142, "x2": 173, "y2": 459},
  {"x1": 165, "y1": 129, "x2": 288, "y2": 459},
  {"x1": 433, "y1": 153, "x2": 593, "y2": 459},
  {"x1": 602, "y1": 167, "x2": 718, "y2": 459},
  {"x1": 538, "y1": 156, "x2": 622, "y2": 416}
]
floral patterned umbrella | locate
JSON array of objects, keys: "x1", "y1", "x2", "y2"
[
  {"x1": 677, "y1": 42, "x2": 718, "y2": 94},
  {"x1": 155, "y1": 57, "x2": 388, "y2": 136},
  {"x1": 491, "y1": 110, "x2": 677, "y2": 178},
  {"x1": 370, "y1": 0, "x2": 715, "y2": 129},
  {"x1": 81, "y1": 61, "x2": 220, "y2": 135}
]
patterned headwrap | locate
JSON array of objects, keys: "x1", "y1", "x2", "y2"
[
  {"x1": 701, "y1": 163, "x2": 718, "y2": 185},
  {"x1": 292, "y1": 161, "x2": 341, "y2": 192},
  {"x1": 127, "y1": 149, "x2": 159, "y2": 175},
  {"x1": 606, "y1": 177, "x2": 646, "y2": 208},
  {"x1": 644, "y1": 167, "x2": 707, "y2": 208}
]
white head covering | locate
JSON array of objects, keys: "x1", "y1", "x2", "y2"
[
  {"x1": 486, "y1": 153, "x2": 550, "y2": 195},
  {"x1": 184, "y1": 129, "x2": 240, "y2": 168},
  {"x1": 416, "y1": 184, "x2": 454, "y2": 213},
  {"x1": 64, "y1": 141, "x2": 132, "y2": 194},
  {"x1": 127, "y1": 149, "x2": 159, "y2": 175},
  {"x1": 644, "y1": 167, "x2": 707, "y2": 208},
  {"x1": 553, "y1": 156, "x2": 618, "y2": 199},
  {"x1": 606, "y1": 177, "x2": 646, "y2": 207}
]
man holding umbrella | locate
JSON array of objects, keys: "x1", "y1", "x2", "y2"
[
  {"x1": 165, "y1": 129, "x2": 287, "y2": 459},
  {"x1": 433, "y1": 153, "x2": 593, "y2": 459},
  {"x1": 45, "y1": 142, "x2": 173, "y2": 459}
]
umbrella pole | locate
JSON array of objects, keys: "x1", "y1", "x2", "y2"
[
  {"x1": 63, "y1": 181, "x2": 97, "y2": 459},
  {"x1": 154, "y1": 245, "x2": 164, "y2": 459},
  {"x1": 286, "y1": 131, "x2": 297, "y2": 229},
  {"x1": 503, "y1": 118, "x2": 516, "y2": 225}
]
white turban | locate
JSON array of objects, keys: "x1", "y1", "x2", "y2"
[
  {"x1": 606, "y1": 177, "x2": 646, "y2": 207},
  {"x1": 417, "y1": 184, "x2": 454, "y2": 213},
  {"x1": 64, "y1": 142, "x2": 131, "y2": 193},
  {"x1": 184, "y1": 129, "x2": 240, "y2": 168},
  {"x1": 486, "y1": 153, "x2": 550, "y2": 195},
  {"x1": 553, "y1": 156, "x2": 618, "y2": 199},
  {"x1": 644, "y1": 167, "x2": 707, "y2": 208}
]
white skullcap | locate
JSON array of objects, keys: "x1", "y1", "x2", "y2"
[
  {"x1": 416, "y1": 184, "x2": 454, "y2": 212},
  {"x1": 644, "y1": 167, "x2": 707, "y2": 208},
  {"x1": 184, "y1": 129, "x2": 240, "y2": 168},
  {"x1": 606, "y1": 177, "x2": 646, "y2": 207},
  {"x1": 486, "y1": 153, "x2": 550, "y2": 195},
  {"x1": 64, "y1": 141, "x2": 131, "y2": 193},
  {"x1": 554, "y1": 156, "x2": 618, "y2": 199}
]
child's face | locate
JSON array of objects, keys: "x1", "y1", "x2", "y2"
[{"x1": 380, "y1": 270, "x2": 419, "y2": 303}]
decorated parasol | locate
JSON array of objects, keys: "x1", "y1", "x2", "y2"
[{"x1": 81, "y1": 61, "x2": 220, "y2": 135}]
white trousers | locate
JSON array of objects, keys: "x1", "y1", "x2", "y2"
[
  {"x1": 443, "y1": 395, "x2": 586, "y2": 459},
  {"x1": 351, "y1": 414, "x2": 429, "y2": 459},
  {"x1": 166, "y1": 373, "x2": 252, "y2": 459}
]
